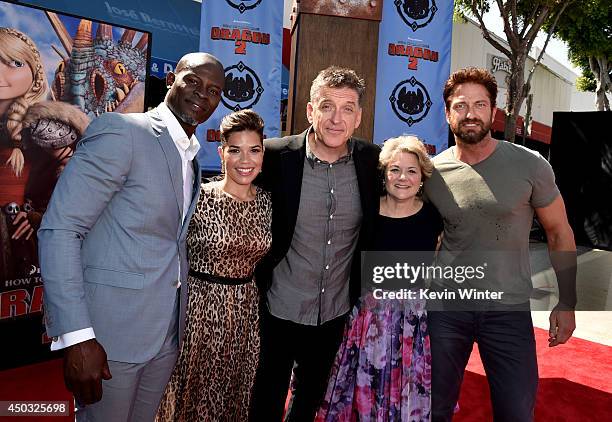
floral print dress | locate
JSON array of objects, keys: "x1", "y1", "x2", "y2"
[{"x1": 316, "y1": 203, "x2": 442, "y2": 421}]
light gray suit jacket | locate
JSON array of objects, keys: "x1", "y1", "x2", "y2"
[{"x1": 39, "y1": 107, "x2": 200, "y2": 363}]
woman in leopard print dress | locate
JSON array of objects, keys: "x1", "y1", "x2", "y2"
[{"x1": 157, "y1": 110, "x2": 271, "y2": 421}]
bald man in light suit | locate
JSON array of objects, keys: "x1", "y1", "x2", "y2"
[{"x1": 39, "y1": 53, "x2": 224, "y2": 421}]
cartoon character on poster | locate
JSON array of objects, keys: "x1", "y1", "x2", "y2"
[
  {"x1": 0, "y1": 1, "x2": 151, "y2": 369},
  {"x1": 1, "y1": 10, "x2": 148, "y2": 283},
  {"x1": 0, "y1": 27, "x2": 88, "y2": 280},
  {"x1": 48, "y1": 15, "x2": 147, "y2": 117}
]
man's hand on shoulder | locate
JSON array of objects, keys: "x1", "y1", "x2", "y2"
[
  {"x1": 548, "y1": 307, "x2": 576, "y2": 347},
  {"x1": 63, "y1": 339, "x2": 112, "y2": 404}
]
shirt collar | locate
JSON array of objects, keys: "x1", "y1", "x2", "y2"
[
  {"x1": 157, "y1": 102, "x2": 201, "y2": 161},
  {"x1": 305, "y1": 126, "x2": 354, "y2": 168}
]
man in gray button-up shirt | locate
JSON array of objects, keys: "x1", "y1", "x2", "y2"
[
  {"x1": 267, "y1": 134, "x2": 362, "y2": 326},
  {"x1": 251, "y1": 67, "x2": 380, "y2": 421}
]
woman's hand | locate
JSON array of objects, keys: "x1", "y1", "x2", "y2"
[
  {"x1": 12, "y1": 211, "x2": 34, "y2": 240},
  {"x1": 6, "y1": 147, "x2": 25, "y2": 177}
]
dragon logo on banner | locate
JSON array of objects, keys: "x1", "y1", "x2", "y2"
[
  {"x1": 222, "y1": 61, "x2": 264, "y2": 111},
  {"x1": 225, "y1": 0, "x2": 263, "y2": 14},
  {"x1": 395, "y1": 0, "x2": 437, "y2": 31},
  {"x1": 389, "y1": 77, "x2": 432, "y2": 127}
]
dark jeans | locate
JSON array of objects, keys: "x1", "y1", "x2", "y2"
[
  {"x1": 429, "y1": 310, "x2": 538, "y2": 422},
  {"x1": 250, "y1": 310, "x2": 347, "y2": 422}
]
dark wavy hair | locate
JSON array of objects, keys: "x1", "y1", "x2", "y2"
[
  {"x1": 443, "y1": 67, "x2": 498, "y2": 110},
  {"x1": 310, "y1": 66, "x2": 366, "y2": 106},
  {"x1": 219, "y1": 109, "x2": 264, "y2": 146}
]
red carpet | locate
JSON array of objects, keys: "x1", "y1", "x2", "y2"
[
  {"x1": 454, "y1": 328, "x2": 612, "y2": 421},
  {"x1": 0, "y1": 358, "x2": 73, "y2": 421},
  {"x1": 1, "y1": 327, "x2": 609, "y2": 421}
]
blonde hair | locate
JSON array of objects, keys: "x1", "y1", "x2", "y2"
[
  {"x1": 0, "y1": 27, "x2": 49, "y2": 148},
  {"x1": 379, "y1": 135, "x2": 433, "y2": 179}
]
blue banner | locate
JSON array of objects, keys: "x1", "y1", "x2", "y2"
[
  {"x1": 373, "y1": 0, "x2": 453, "y2": 155},
  {"x1": 197, "y1": 0, "x2": 283, "y2": 172},
  {"x1": 149, "y1": 56, "x2": 179, "y2": 79}
]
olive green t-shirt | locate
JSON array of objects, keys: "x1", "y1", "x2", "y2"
[{"x1": 424, "y1": 140, "x2": 560, "y2": 304}]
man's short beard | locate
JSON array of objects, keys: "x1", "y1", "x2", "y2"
[
  {"x1": 166, "y1": 99, "x2": 199, "y2": 126},
  {"x1": 454, "y1": 119, "x2": 491, "y2": 144}
]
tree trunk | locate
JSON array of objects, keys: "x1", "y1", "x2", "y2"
[
  {"x1": 590, "y1": 56, "x2": 611, "y2": 111},
  {"x1": 504, "y1": 54, "x2": 527, "y2": 142}
]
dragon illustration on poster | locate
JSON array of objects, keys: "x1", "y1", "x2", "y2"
[
  {"x1": 45, "y1": 12, "x2": 148, "y2": 118},
  {"x1": 397, "y1": 87, "x2": 425, "y2": 115},
  {"x1": 224, "y1": 72, "x2": 256, "y2": 102}
]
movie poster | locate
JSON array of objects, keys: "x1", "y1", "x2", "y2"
[
  {"x1": 372, "y1": 0, "x2": 453, "y2": 154},
  {"x1": 0, "y1": 0, "x2": 151, "y2": 369},
  {"x1": 197, "y1": 0, "x2": 283, "y2": 172}
]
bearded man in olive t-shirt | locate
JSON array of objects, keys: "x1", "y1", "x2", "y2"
[{"x1": 424, "y1": 67, "x2": 577, "y2": 422}]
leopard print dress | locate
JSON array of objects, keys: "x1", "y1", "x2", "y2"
[{"x1": 156, "y1": 181, "x2": 272, "y2": 421}]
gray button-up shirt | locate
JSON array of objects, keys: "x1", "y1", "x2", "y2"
[{"x1": 267, "y1": 132, "x2": 362, "y2": 325}]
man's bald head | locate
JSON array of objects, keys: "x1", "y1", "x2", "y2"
[{"x1": 175, "y1": 52, "x2": 223, "y2": 75}]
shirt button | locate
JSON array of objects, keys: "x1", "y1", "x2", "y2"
[
  {"x1": 325, "y1": 265, "x2": 329, "y2": 270},
  {"x1": 329, "y1": 164, "x2": 333, "y2": 168},
  {"x1": 330, "y1": 214, "x2": 334, "y2": 220},
  {"x1": 321, "y1": 288, "x2": 325, "y2": 293},
  {"x1": 330, "y1": 188, "x2": 334, "y2": 194},
  {"x1": 327, "y1": 239, "x2": 331, "y2": 245}
]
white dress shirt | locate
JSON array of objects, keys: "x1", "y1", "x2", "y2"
[
  {"x1": 51, "y1": 103, "x2": 200, "y2": 351},
  {"x1": 157, "y1": 101, "x2": 201, "y2": 223}
]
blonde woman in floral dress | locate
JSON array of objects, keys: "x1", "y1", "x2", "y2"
[{"x1": 317, "y1": 136, "x2": 442, "y2": 421}]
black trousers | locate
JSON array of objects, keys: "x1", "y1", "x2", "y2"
[
  {"x1": 429, "y1": 309, "x2": 538, "y2": 422},
  {"x1": 250, "y1": 310, "x2": 347, "y2": 422}
]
